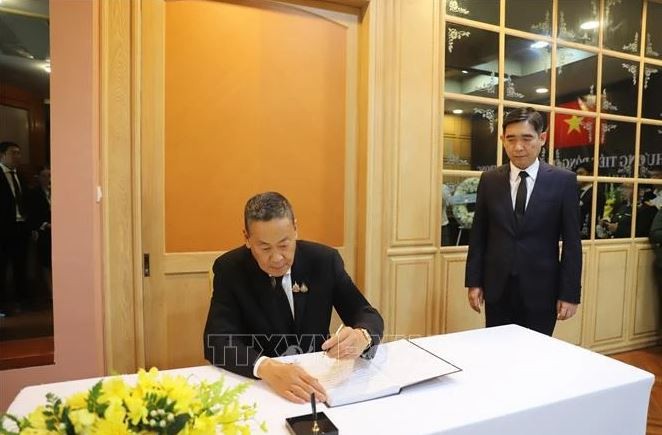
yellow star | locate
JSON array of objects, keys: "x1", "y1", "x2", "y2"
[{"x1": 564, "y1": 115, "x2": 584, "y2": 134}]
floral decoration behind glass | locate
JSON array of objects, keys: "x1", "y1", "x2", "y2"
[
  {"x1": 446, "y1": 0, "x2": 499, "y2": 25},
  {"x1": 646, "y1": 1, "x2": 662, "y2": 59}
]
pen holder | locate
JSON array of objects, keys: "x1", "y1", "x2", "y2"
[{"x1": 286, "y1": 412, "x2": 339, "y2": 435}]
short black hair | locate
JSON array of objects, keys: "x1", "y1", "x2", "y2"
[
  {"x1": 574, "y1": 161, "x2": 593, "y2": 174},
  {"x1": 642, "y1": 190, "x2": 656, "y2": 202},
  {"x1": 244, "y1": 192, "x2": 295, "y2": 232},
  {"x1": 503, "y1": 107, "x2": 546, "y2": 135},
  {"x1": 0, "y1": 141, "x2": 19, "y2": 154}
]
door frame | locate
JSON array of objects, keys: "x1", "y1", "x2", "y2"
[{"x1": 100, "y1": 0, "x2": 382, "y2": 372}]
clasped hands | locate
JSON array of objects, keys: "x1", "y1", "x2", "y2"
[{"x1": 257, "y1": 326, "x2": 370, "y2": 403}]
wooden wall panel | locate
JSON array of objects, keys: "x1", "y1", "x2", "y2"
[
  {"x1": 553, "y1": 249, "x2": 589, "y2": 345},
  {"x1": 633, "y1": 246, "x2": 659, "y2": 337},
  {"x1": 157, "y1": 273, "x2": 210, "y2": 369},
  {"x1": 388, "y1": 255, "x2": 434, "y2": 337},
  {"x1": 593, "y1": 247, "x2": 630, "y2": 344},
  {"x1": 101, "y1": 0, "x2": 141, "y2": 374},
  {"x1": 440, "y1": 253, "x2": 483, "y2": 333},
  {"x1": 391, "y1": 0, "x2": 438, "y2": 245}
]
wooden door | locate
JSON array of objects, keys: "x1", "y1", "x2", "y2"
[{"x1": 140, "y1": 0, "x2": 360, "y2": 369}]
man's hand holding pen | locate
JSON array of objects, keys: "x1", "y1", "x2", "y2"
[
  {"x1": 321, "y1": 325, "x2": 372, "y2": 359},
  {"x1": 257, "y1": 325, "x2": 372, "y2": 403}
]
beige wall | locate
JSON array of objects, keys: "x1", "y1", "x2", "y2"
[{"x1": 0, "y1": 0, "x2": 105, "y2": 412}]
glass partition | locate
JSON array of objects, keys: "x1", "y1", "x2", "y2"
[
  {"x1": 442, "y1": 0, "x2": 662, "y2": 246},
  {"x1": 445, "y1": 25, "x2": 500, "y2": 99},
  {"x1": 596, "y1": 182, "x2": 634, "y2": 239},
  {"x1": 446, "y1": 0, "x2": 500, "y2": 25},
  {"x1": 504, "y1": 35, "x2": 552, "y2": 105},
  {"x1": 506, "y1": 0, "x2": 552, "y2": 36},
  {"x1": 443, "y1": 101, "x2": 499, "y2": 171},
  {"x1": 0, "y1": 2, "x2": 53, "y2": 369},
  {"x1": 557, "y1": 0, "x2": 599, "y2": 46},
  {"x1": 441, "y1": 175, "x2": 480, "y2": 246}
]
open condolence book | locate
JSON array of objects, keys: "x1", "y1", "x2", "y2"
[{"x1": 276, "y1": 339, "x2": 461, "y2": 407}]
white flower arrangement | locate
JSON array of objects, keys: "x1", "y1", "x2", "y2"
[{"x1": 451, "y1": 177, "x2": 480, "y2": 229}]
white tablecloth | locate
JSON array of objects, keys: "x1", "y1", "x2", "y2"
[{"x1": 7, "y1": 325, "x2": 655, "y2": 434}]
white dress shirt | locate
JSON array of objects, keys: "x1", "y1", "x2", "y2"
[{"x1": 509, "y1": 159, "x2": 539, "y2": 211}]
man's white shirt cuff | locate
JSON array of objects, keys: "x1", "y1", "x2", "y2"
[{"x1": 253, "y1": 356, "x2": 268, "y2": 378}]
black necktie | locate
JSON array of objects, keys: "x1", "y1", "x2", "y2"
[
  {"x1": 271, "y1": 276, "x2": 294, "y2": 326},
  {"x1": 515, "y1": 171, "x2": 528, "y2": 219},
  {"x1": 9, "y1": 169, "x2": 24, "y2": 216}
]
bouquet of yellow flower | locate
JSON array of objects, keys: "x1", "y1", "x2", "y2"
[{"x1": 0, "y1": 368, "x2": 267, "y2": 435}]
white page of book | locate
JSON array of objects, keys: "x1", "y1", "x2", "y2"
[
  {"x1": 275, "y1": 339, "x2": 460, "y2": 406},
  {"x1": 277, "y1": 351, "x2": 400, "y2": 406},
  {"x1": 372, "y1": 339, "x2": 460, "y2": 388}
]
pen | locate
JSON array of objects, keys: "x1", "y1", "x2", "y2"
[
  {"x1": 324, "y1": 324, "x2": 344, "y2": 357},
  {"x1": 311, "y1": 392, "x2": 319, "y2": 433}
]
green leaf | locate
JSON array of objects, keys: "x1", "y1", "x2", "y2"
[
  {"x1": 166, "y1": 414, "x2": 190, "y2": 435},
  {"x1": 87, "y1": 381, "x2": 104, "y2": 414}
]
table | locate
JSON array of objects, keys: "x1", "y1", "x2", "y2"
[{"x1": 6, "y1": 325, "x2": 654, "y2": 434}]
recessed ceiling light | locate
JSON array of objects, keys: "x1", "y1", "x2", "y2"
[
  {"x1": 580, "y1": 20, "x2": 600, "y2": 30},
  {"x1": 461, "y1": 70, "x2": 469, "y2": 74},
  {"x1": 530, "y1": 41, "x2": 549, "y2": 49},
  {"x1": 452, "y1": 109, "x2": 464, "y2": 114},
  {"x1": 535, "y1": 87, "x2": 549, "y2": 94}
]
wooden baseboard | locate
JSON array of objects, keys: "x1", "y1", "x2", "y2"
[{"x1": 0, "y1": 337, "x2": 54, "y2": 370}]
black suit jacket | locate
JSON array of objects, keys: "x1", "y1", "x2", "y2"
[
  {"x1": 465, "y1": 161, "x2": 582, "y2": 309},
  {"x1": 27, "y1": 187, "x2": 52, "y2": 266},
  {"x1": 0, "y1": 169, "x2": 24, "y2": 238},
  {"x1": 650, "y1": 209, "x2": 662, "y2": 270},
  {"x1": 579, "y1": 185, "x2": 604, "y2": 237},
  {"x1": 203, "y1": 240, "x2": 384, "y2": 378},
  {"x1": 27, "y1": 187, "x2": 50, "y2": 231}
]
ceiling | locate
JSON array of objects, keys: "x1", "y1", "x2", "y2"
[{"x1": 0, "y1": 0, "x2": 50, "y2": 99}]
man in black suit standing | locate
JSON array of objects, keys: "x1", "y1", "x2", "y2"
[
  {"x1": 465, "y1": 108, "x2": 582, "y2": 336},
  {"x1": 27, "y1": 166, "x2": 52, "y2": 294},
  {"x1": 575, "y1": 161, "x2": 604, "y2": 239},
  {"x1": 204, "y1": 192, "x2": 384, "y2": 403},
  {"x1": 0, "y1": 141, "x2": 30, "y2": 316}
]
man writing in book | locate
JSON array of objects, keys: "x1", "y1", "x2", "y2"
[
  {"x1": 465, "y1": 108, "x2": 582, "y2": 336},
  {"x1": 204, "y1": 192, "x2": 384, "y2": 403}
]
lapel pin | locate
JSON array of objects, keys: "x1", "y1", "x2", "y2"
[{"x1": 292, "y1": 282, "x2": 301, "y2": 293}]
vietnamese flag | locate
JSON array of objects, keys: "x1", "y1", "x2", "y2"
[{"x1": 554, "y1": 98, "x2": 594, "y2": 148}]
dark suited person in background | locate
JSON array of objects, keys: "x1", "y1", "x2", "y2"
[
  {"x1": 27, "y1": 166, "x2": 52, "y2": 295},
  {"x1": 204, "y1": 192, "x2": 384, "y2": 403},
  {"x1": 465, "y1": 108, "x2": 582, "y2": 336},
  {"x1": 0, "y1": 141, "x2": 30, "y2": 316},
  {"x1": 601, "y1": 184, "x2": 633, "y2": 239},
  {"x1": 574, "y1": 162, "x2": 604, "y2": 239},
  {"x1": 650, "y1": 208, "x2": 662, "y2": 299},
  {"x1": 636, "y1": 190, "x2": 658, "y2": 238}
]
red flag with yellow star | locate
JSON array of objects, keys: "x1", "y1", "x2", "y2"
[{"x1": 554, "y1": 98, "x2": 594, "y2": 148}]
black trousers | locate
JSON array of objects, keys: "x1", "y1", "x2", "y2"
[
  {"x1": 485, "y1": 274, "x2": 557, "y2": 336},
  {"x1": 0, "y1": 221, "x2": 30, "y2": 310}
]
